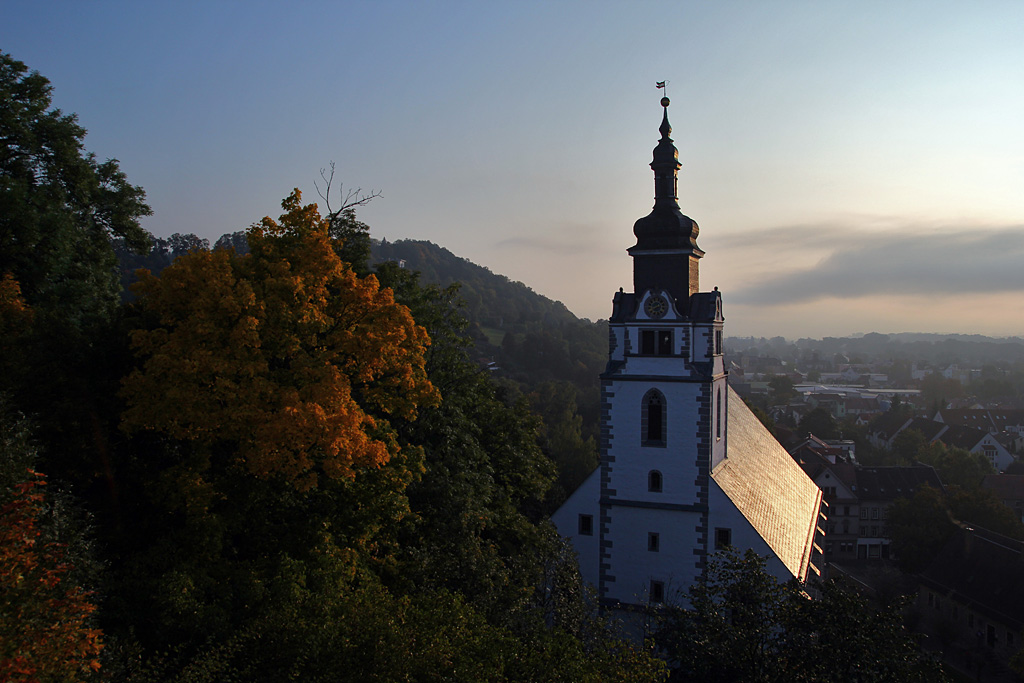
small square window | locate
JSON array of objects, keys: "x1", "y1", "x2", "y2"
[
  {"x1": 648, "y1": 532, "x2": 660, "y2": 552},
  {"x1": 650, "y1": 580, "x2": 664, "y2": 603},
  {"x1": 715, "y1": 528, "x2": 732, "y2": 549},
  {"x1": 578, "y1": 514, "x2": 593, "y2": 536},
  {"x1": 640, "y1": 330, "x2": 673, "y2": 356}
]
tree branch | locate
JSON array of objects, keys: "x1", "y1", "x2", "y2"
[{"x1": 315, "y1": 161, "x2": 382, "y2": 221}]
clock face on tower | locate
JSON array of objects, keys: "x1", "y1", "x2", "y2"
[{"x1": 644, "y1": 294, "x2": 669, "y2": 319}]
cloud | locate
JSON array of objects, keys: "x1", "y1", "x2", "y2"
[
  {"x1": 724, "y1": 219, "x2": 1024, "y2": 305},
  {"x1": 495, "y1": 221, "x2": 620, "y2": 257},
  {"x1": 496, "y1": 235, "x2": 591, "y2": 256}
]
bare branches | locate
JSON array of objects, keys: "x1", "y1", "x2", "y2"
[{"x1": 315, "y1": 161, "x2": 382, "y2": 221}]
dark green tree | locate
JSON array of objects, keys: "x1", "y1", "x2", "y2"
[
  {"x1": 947, "y1": 487, "x2": 1024, "y2": 539},
  {"x1": 656, "y1": 548, "x2": 947, "y2": 682},
  {"x1": 0, "y1": 51, "x2": 151, "y2": 329},
  {"x1": 914, "y1": 441, "x2": 992, "y2": 490},
  {"x1": 768, "y1": 375, "x2": 796, "y2": 403},
  {"x1": 892, "y1": 428, "x2": 927, "y2": 464},
  {"x1": 889, "y1": 485, "x2": 956, "y2": 572},
  {"x1": 528, "y1": 380, "x2": 599, "y2": 502},
  {"x1": 798, "y1": 406, "x2": 840, "y2": 439},
  {"x1": 0, "y1": 50, "x2": 152, "y2": 495}
]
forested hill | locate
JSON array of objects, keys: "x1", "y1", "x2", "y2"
[
  {"x1": 370, "y1": 238, "x2": 607, "y2": 376},
  {"x1": 371, "y1": 238, "x2": 608, "y2": 385},
  {"x1": 372, "y1": 238, "x2": 587, "y2": 329}
]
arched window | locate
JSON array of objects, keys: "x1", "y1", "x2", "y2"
[
  {"x1": 642, "y1": 389, "x2": 666, "y2": 446},
  {"x1": 716, "y1": 387, "x2": 722, "y2": 440},
  {"x1": 648, "y1": 470, "x2": 663, "y2": 493}
]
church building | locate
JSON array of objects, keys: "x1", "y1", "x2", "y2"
[{"x1": 552, "y1": 98, "x2": 825, "y2": 609}]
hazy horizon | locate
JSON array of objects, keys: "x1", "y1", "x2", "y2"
[{"x1": 5, "y1": 1, "x2": 1024, "y2": 338}]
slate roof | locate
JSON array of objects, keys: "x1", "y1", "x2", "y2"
[
  {"x1": 869, "y1": 412, "x2": 911, "y2": 441},
  {"x1": 937, "y1": 423, "x2": 989, "y2": 450},
  {"x1": 937, "y1": 408, "x2": 1024, "y2": 433},
  {"x1": 713, "y1": 387, "x2": 822, "y2": 580},
  {"x1": 687, "y1": 291, "x2": 722, "y2": 322},
  {"x1": 903, "y1": 416, "x2": 947, "y2": 442},
  {"x1": 789, "y1": 435, "x2": 849, "y2": 466},
  {"x1": 853, "y1": 465, "x2": 942, "y2": 501},
  {"x1": 919, "y1": 525, "x2": 1024, "y2": 632},
  {"x1": 843, "y1": 397, "x2": 880, "y2": 413}
]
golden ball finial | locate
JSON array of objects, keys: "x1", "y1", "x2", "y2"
[{"x1": 661, "y1": 96, "x2": 670, "y2": 108}]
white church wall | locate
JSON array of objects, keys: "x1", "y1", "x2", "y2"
[
  {"x1": 551, "y1": 468, "x2": 601, "y2": 589},
  {"x1": 602, "y1": 505, "x2": 702, "y2": 606},
  {"x1": 605, "y1": 379, "x2": 702, "y2": 503},
  {"x1": 708, "y1": 480, "x2": 795, "y2": 583}
]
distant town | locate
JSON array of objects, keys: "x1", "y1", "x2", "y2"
[{"x1": 729, "y1": 333, "x2": 1024, "y2": 678}]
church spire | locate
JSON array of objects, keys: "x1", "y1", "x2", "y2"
[
  {"x1": 651, "y1": 96, "x2": 679, "y2": 205},
  {"x1": 628, "y1": 97, "x2": 704, "y2": 303}
]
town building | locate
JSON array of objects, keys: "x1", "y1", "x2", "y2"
[
  {"x1": 552, "y1": 99, "x2": 824, "y2": 611},
  {"x1": 935, "y1": 408, "x2": 1024, "y2": 453},
  {"x1": 795, "y1": 459, "x2": 942, "y2": 562},
  {"x1": 876, "y1": 416, "x2": 1016, "y2": 472}
]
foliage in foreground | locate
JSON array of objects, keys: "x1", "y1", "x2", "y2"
[
  {"x1": 99, "y1": 194, "x2": 664, "y2": 681},
  {"x1": 0, "y1": 404, "x2": 102, "y2": 682},
  {"x1": 656, "y1": 549, "x2": 947, "y2": 682}
]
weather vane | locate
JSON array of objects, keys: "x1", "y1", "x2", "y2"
[{"x1": 656, "y1": 80, "x2": 668, "y2": 99}]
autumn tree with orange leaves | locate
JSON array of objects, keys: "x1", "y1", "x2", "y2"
[
  {"x1": 121, "y1": 190, "x2": 438, "y2": 494},
  {"x1": 0, "y1": 408, "x2": 102, "y2": 683}
]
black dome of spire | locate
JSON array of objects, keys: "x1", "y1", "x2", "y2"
[{"x1": 630, "y1": 97, "x2": 700, "y2": 251}]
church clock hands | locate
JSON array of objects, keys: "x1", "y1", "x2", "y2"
[{"x1": 644, "y1": 294, "x2": 669, "y2": 319}]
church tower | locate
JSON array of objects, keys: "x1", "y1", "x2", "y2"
[
  {"x1": 598, "y1": 97, "x2": 727, "y2": 607},
  {"x1": 552, "y1": 98, "x2": 823, "y2": 613}
]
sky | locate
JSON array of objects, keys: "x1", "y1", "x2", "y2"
[{"x1": 4, "y1": 1, "x2": 1024, "y2": 339}]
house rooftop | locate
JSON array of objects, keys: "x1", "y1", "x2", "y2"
[{"x1": 854, "y1": 465, "x2": 943, "y2": 500}]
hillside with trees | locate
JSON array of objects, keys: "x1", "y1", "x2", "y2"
[
  {"x1": 371, "y1": 239, "x2": 608, "y2": 500},
  {"x1": 0, "y1": 52, "x2": 664, "y2": 681}
]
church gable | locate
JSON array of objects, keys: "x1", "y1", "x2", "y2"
[{"x1": 635, "y1": 289, "x2": 682, "y2": 322}]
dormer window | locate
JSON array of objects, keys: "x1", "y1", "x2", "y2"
[{"x1": 640, "y1": 329, "x2": 673, "y2": 355}]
